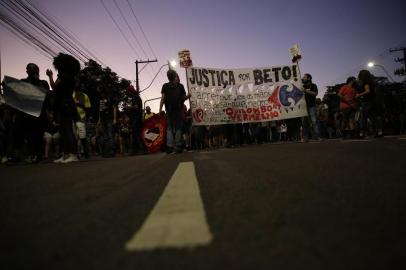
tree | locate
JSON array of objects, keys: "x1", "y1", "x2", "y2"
[{"x1": 78, "y1": 59, "x2": 134, "y2": 119}]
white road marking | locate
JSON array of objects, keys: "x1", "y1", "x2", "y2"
[
  {"x1": 340, "y1": 139, "x2": 374, "y2": 142},
  {"x1": 125, "y1": 162, "x2": 212, "y2": 251},
  {"x1": 198, "y1": 151, "x2": 212, "y2": 154},
  {"x1": 194, "y1": 155, "x2": 212, "y2": 160}
]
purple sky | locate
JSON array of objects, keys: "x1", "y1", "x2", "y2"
[{"x1": 1, "y1": 0, "x2": 405, "y2": 111}]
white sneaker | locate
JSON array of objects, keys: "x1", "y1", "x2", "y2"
[
  {"x1": 61, "y1": 154, "x2": 78, "y2": 163},
  {"x1": 54, "y1": 155, "x2": 65, "y2": 163}
]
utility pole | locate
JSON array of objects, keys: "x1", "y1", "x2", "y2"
[
  {"x1": 0, "y1": 46, "x2": 2, "y2": 82},
  {"x1": 135, "y1": 59, "x2": 158, "y2": 91},
  {"x1": 389, "y1": 47, "x2": 406, "y2": 76},
  {"x1": 0, "y1": 46, "x2": 2, "y2": 94}
]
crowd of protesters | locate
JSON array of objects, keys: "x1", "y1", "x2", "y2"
[
  {"x1": 1, "y1": 53, "x2": 406, "y2": 165},
  {"x1": 0, "y1": 53, "x2": 146, "y2": 164},
  {"x1": 186, "y1": 70, "x2": 406, "y2": 149}
]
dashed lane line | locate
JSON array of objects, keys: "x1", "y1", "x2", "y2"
[
  {"x1": 384, "y1": 135, "x2": 399, "y2": 138},
  {"x1": 125, "y1": 162, "x2": 212, "y2": 251},
  {"x1": 340, "y1": 140, "x2": 374, "y2": 142}
]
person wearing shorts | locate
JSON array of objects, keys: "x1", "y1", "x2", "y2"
[
  {"x1": 73, "y1": 89, "x2": 91, "y2": 158},
  {"x1": 43, "y1": 110, "x2": 60, "y2": 159}
]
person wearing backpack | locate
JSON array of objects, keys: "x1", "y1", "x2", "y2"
[{"x1": 159, "y1": 70, "x2": 190, "y2": 153}]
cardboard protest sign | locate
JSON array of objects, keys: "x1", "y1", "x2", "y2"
[
  {"x1": 1, "y1": 76, "x2": 47, "y2": 117},
  {"x1": 289, "y1": 44, "x2": 302, "y2": 63},
  {"x1": 178, "y1": 49, "x2": 193, "y2": 68}
]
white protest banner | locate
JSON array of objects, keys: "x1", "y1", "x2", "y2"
[
  {"x1": 1, "y1": 76, "x2": 47, "y2": 117},
  {"x1": 187, "y1": 64, "x2": 308, "y2": 125}
]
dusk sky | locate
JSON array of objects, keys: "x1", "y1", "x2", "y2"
[{"x1": 1, "y1": 0, "x2": 405, "y2": 111}]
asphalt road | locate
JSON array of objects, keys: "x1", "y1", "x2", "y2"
[{"x1": 1, "y1": 137, "x2": 406, "y2": 270}]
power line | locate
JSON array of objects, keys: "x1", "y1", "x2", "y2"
[
  {"x1": 99, "y1": 0, "x2": 140, "y2": 59},
  {"x1": 390, "y1": 47, "x2": 406, "y2": 75},
  {"x1": 111, "y1": 0, "x2": 162, "y2": 86},
  {"x1": 125, "y1": 0, "x2": 166, "y2": 85},
  {"x1": 0, "y1": 1, "x2": 57, "y2": 57},
  {"x1": 1, "y1": 0, "x2": 137, "y2": 94},
  {"x1": 112, "y1": 0, "x2": 148, "y2": 57},
  {"x1": 125, "y1": 0, "x2": 157, "y2": 59},
  {"x1": 27, "y1": 0, "x2": 108, "y2": 67},
  {"x1": 2, "y1": 0, "x2": 164, "y2": 92},
  {"x1": 16, "y1": 0, "x2": 89, "y2": 62},
  {"x1": 115, "y1": 0, "x2": 165, "y2": 86},
  {"x1": 140, "y1": 63, "x2": 169, "y2": 93},
  {"x1": 327, "y1": 46, "x2": 400, "y2": 86},
  {"x1": 0, "y1": 17, "x2": 52, "y2": 58},
  {"x1": 1, "y1": 0, "x2": 116, "y2": 71},
  {"x1": 0, "y1": 18, "x2": 53, "y2": 60},
  {"x1": 0, "y1": 0, "x2": 90, "y2": 63},
  {"x1": 99, "y1": 0, "x2": 160, "y2": 90},
  {"x1": 100, "y1": 0, "x2": 164, "y2": 90}
]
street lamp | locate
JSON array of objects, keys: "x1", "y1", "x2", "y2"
[
  {"x1": 169, "y1": 60, "x2": 177, "y2": 69},
  {"x1": 142, "y1": 60, "x2": 177, "y2": 109},
  {"x1": 367, "y1": 62, "x2": 395, "y2": 82},
  {"x1": 140, "y1": 60, "x2": 177, "y2": 93}
]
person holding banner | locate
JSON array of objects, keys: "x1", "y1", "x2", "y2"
[
  {"x1": 301, "y1": 73, "x2": 321, "y2": 142},
  {"x1": 20, "y1": 63, "x2": 50, "y2": 163},
  {"x1": 159, "y1": 70, "x2": 190, "y2": 154}
]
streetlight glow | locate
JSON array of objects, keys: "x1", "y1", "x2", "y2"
[
  {"x1": 366, "y1": 61, "x2": 395, "y2": 82},
  {"x1": 169, "y1": 60, "x2": 177, "y2": 68}
]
